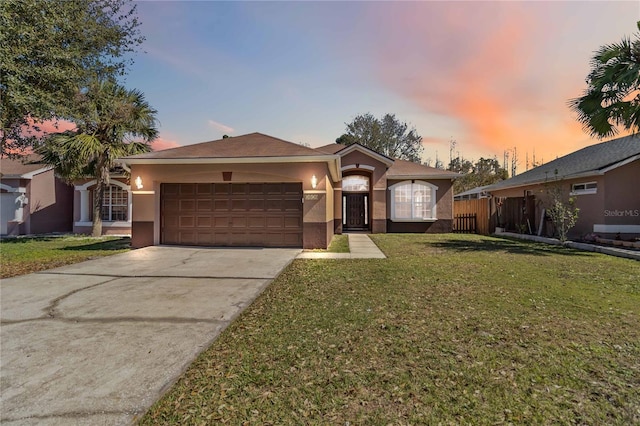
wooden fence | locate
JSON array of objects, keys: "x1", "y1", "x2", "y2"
[
  {"x1": 453, "y1": 198, "x2": 490, "y2": 235},
  {"x1": 453, "y1": 213, "x2": 477, "y2": 233}
]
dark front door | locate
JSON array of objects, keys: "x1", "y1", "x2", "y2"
[{"x1": 345, "y1": 193, "x2": 368, "y2": 230}]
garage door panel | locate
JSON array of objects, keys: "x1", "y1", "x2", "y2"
[
  {"x1": 162, "y1": 183, "x2": 302, "y2": 247},
  {"x1": 196, "y1": 183, "x2": 213, "y2": 195},
  {"x1": 213, "y1": 216, "x2": 230, "y2": 228},
  {"x1": 197, "y1": 199, "x2": 213, "y2": 211},
  {"x1": 179, "y1": 199, "x2": 196, "y2": 211},
  {"x1": 179, "y1": 216, "x2": 195, "y2": 227},
  {"x1": 231, "y1": 199, "x2": 246, "y2": 211},
  {"x1": 248, "y1": 217, "x2": 266, "y2": 228},
  {"x1": 179, "y1": 184, "x2": 196, "y2": 195},
  {"x1": 284, "y1": 216, "x2": 302, "y2": 228},
  {"x1": 196, "y1": 216, "x2": 212, "y2": 227}
]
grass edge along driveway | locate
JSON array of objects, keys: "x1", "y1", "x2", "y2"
[
  {"x1": 0, "y1": 235, "x2": 130, "y2": 278},
  {"x1": 140, "y1": 233, "x2": 639, "y2": 425}
]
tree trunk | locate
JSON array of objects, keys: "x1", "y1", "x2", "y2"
[
  {"x1": 91, "y1": 153, "x2": 110, "y2": 237},
  {"x1": 92, "y1": 178, "x2": 104, "y2": 237}
]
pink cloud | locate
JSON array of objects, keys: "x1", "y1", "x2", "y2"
[
  {"x1": 361, "y1": 2, "x2": 632, "y2": 165},
  {"x1": 150, "y1": 136, "x2": 182, "y2": 151},
  {"x1": 207, "y1": 120, "x2": 235, "y2": 134}
]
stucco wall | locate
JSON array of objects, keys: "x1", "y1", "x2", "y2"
[
  {"x1": 386, "y1": 178, "x2": 454, "y2": 233},
  {"x1": 340, "y1": 150, "x2": 389, "y2": 232},
  {"x1": 489, "y1": 162, "x2": 639, "y2": 239},
  {"x1": 29, "y1": 170, "x2": 73, "y2": 234}
]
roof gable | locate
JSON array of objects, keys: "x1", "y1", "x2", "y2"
[
  {"x1": 124, "y1": 132, "x2": 326, "y2": 160},
  {"x1": 487, "y1": 134, "x2": 640, "y2": 191}
]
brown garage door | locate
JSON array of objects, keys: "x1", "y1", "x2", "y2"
[{"x1": 161, "y1": 183, "x2": 303, "y2": 247}]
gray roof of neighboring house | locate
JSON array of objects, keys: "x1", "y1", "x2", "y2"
[
  {"x1": 0, "y1": 155, "x2": 51, "y2": 178},
  {"x1": 486, "y1": 134, "x2": 640, "y2": 191}
]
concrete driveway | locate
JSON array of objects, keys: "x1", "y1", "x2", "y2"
[{"x1": 0, "y1": 246, "x2": 300, "y2": 425}]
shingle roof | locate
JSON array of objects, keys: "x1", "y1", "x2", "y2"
[
  {"x1": 0, "y1": 155, "x2": 50, "y2": 178},
  {"x1": 487, "y1": 134, "x2": 640, "y2": 191},
  {"x1": 124, "y1": 132, "x2": 326, "y2": 160},
  {"x1": 317, "y1": 143, "x2": 458, "y2": 179},
  {"x1": 387, "y1": 159, "x2": 460, "y2": 179}
]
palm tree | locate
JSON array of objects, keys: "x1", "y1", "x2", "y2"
[
  {"x1": 38, "y1": 79, "x2": 158, "y2": 236},
  {"x1": 569, "y1": 22, "x2": 640, "y2": 139}
]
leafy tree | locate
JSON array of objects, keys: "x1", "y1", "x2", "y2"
[
  {"x1": 37, "y1": 79, "x2": 158, "y2": 236},
  {"x1": 569, "y1": 21, "x2": 640, "y2": 139},
  {"x1": 0, "y1": 0, "x2": 144, "y2": 156},
  {"x1": 336, "y1": 113, "x2": 424, "y2": 162},
  {"x1": 453, "y1": 157, "x2": 509, "y2": 194}
]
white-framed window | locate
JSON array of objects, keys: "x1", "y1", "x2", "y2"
[
  {"x1": 100, "y1": 185, "x2": 128, "y2": 221},
  {"x1": 570, "y1": 182, "x2": 597, "y2": 195},
  {"x1": 342, "y1": 175, "x2": 369, "y2": 192},
  {"x1": 389, "y1": 180, "x2": 437, "y2": 221}
]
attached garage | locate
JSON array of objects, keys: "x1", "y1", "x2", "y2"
[{"x1": 161, "y1": 182, "x2": 303, "y2": 247}]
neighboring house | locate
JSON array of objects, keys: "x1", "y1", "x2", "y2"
[
  {"x1": 454, "y1": 185, "x2": 491, "y2": 201},
  {"x1": 485, "y1": 134, "x2": 640, "y2": 240},
  {"x1": 120, "y1": 132, "x2": 459, "y2": 249},
  {"x1": 71, "y1": 169, "x2": 133, "y2": 235},
  {"x1": 0, "y1": 156, "x2": 73, "y2": 236}
]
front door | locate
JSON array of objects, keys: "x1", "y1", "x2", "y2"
[{"x1": 345, "y1": 193, "x2": 368, "y2": 230}]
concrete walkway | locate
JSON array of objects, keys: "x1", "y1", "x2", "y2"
[
  {"x1": 0, "y1": 246, "x2": 300, "y2": 425},
  {"x1": 297, "y1": 233, "x2": 386, "y2": 259}
]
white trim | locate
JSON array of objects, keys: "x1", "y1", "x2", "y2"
[
  {"x1": 389, "y1": 180, "x2": 438, "y2": 222},
  {"x1": 342, "y1": 196, "x2": 346, "y2": 226},
  {"x1": 132, "y1": 190, "x2": 155, "y2": 195},
  {"x1": 600, "y1": 154, "x2": 640, "y2": 174},
  {"x1": 74, "y1": 221, "x2": 131, "y2": 228},
  {"x1": 364, "y1": 194, "x2": 368, "y2": 225},
  {"x1": 341, "y1": 164, "x2": 375, "y2": 172},
  {"x1": 0, "y1": 183, "x2": 26, "y2": 193},
  {"x1": 20, "y1": 166, "x2": 53, "y2": 179},
  {"x1": 303, "y1": 189, "x2": 327, "y2": 194},
  {"x1": 122, "y1": 155, "x2": 342, "y2": 183},
  {"x1": 75, "y1": 180, "x2": 132, "y2": 224},
  {"x1": 593, "y1": 224, "x2": 640, "y2": 233},
  {"x1": 373, "y1": 187, "x2": 387, "y2": 191},
  {"x1": 123, "y1": 155, "x2": 336, "y2": 164},
  {"x1": 570, "y1": 181, "x2": 597, "y2": 196},
  {"x1": 387, "y1": 174, "x2": 458, "y2": 180}
]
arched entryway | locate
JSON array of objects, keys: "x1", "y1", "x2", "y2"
[{"x1": 342, "y1": 173, "x2": 371, "y2": 231}]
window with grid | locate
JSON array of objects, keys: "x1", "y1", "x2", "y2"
[
  {"x1": 390, "y1": 181, "x2": 437, "y2": 221},
  {"x1": 100, "y1": 185, "x2": 128, "y2": 221}
]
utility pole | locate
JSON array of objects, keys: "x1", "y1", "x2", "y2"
[{"x1": 449, "y1": 138, "x2": 456, "y2": 171}]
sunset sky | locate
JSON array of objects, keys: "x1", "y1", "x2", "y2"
[{"x1": 126, "y1": 1, "x2": 638, "y2": 173}]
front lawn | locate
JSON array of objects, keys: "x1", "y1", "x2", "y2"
[
  {"x1": 140, "y1": 234, "x2": 640, "y2": 425},
  {"x1": 0, "y1": 235, "x2": 130, "y2": 278}
]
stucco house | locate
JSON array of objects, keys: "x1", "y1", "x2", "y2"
[
  {"x1": 0, "y1": 156, "x2": 73, "y2": 236},
  {"x1": 120, "y1": 132, "x2": 458, "y2": 249},
  {"x1": 71, "y1": 169, "x2": 133, "y2": 236},
  {"x1": 485, "y1": 134, "x2": 640, "y2": 240}
]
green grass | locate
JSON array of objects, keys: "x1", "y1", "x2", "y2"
[
  {"x1": 0, "y1": 235, "x2": 130, "y2": 278},
  {"x1": 308, "y1": 234, "x2": 350, "y2": 253},
  {"x1": 140, "y1": 234, "x2": 640, "y2": 425}
]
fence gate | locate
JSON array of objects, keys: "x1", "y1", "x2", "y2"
[{"x1": 453, "y1": 213, "x2": 477, "y2": 233}]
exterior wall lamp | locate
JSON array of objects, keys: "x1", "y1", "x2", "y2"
[
  {"x1": 311, "y1": 175, "x2": 318, "y2": 189},
  {"x1": 135, "y1": 176, "x2": 144, "y2": 190}
]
